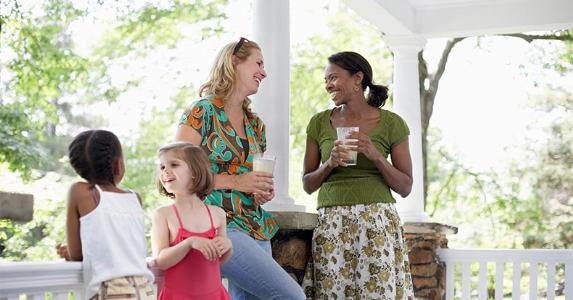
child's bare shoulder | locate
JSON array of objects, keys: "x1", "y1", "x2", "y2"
[
  {"x1": 68, "y1": 182, "x2": 92, "y2": 200},
  {"x1": 207, "y1": 205, "x2": 226, "y2": 219},
  {"x1": 153, "y1": 205, "x2": 174, "y2": 217},
  {"x1": 69, "y1": 181, "x2": 91, "y2": 191}
]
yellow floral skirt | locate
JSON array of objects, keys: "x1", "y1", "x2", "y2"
[{"x1": 302, "y1": 203, "x2": 414, "y2": 300}]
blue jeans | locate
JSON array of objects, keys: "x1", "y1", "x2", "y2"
[{"x1": 221, "y1": 230, "x2": 305, "y2": 300}]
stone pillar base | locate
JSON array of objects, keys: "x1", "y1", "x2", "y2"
[
  {"x1": 404, "y1": 222, "x2": 458, "y2": 300},
  {"x1": 270, "y1": 211, "x2": 318, "y2": 284}
]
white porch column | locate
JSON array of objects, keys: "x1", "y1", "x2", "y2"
[
  {"x1": 384, "y1": 35, "x2": 430, "y2": 223},
  {"x1": 252, "y1": 0, "x2": 304, "y2": 212}
]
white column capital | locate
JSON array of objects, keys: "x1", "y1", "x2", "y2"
[{"x1": 383, "y1": 35, "x2": 427, "y2": 55}]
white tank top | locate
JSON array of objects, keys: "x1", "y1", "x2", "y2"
[{"x1": 80, "y1": 185, "x2": 154, "y2": 298}]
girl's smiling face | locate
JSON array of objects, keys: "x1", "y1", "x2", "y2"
[{"x1": 159, "y1": 151, "x2": 193, "y2": 195}]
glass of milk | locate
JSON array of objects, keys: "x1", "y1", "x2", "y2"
[
  {"x1": 253, "y1": 153, "x2": 276, "y2": 174},
  {"x1": 336, "y1": 126, "x2": 359, "y2": 166}
]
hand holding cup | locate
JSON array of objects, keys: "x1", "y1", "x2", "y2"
[{"x1": 336, "y1": 127, "x2": 359, "y2": 166}]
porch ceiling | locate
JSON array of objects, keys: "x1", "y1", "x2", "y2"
[{"x1": 346, "y1": 0, "x2": 573, "y2": 38}]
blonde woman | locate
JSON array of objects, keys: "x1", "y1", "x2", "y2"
[{"x1": 175, "y1": 38, "x2": 305, "y2": 300}]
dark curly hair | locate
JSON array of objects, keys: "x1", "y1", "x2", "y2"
[
  {"x1": 328, "y1": 51, "x2": 389, "y2": 108},
  {"x1": 68, "y1": 130, "x2": 123, "y2": 185}
]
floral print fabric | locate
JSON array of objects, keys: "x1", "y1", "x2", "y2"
[
  {"x1": 179, "y1": 96, "x2": 278, "y2": 240},
  {"x1": 302, "y1": 203, "x2": 414, "y2": 300}
]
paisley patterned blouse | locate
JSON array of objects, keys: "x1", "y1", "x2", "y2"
[{"x1": 179, "y1": 96, "x2": 278, "y2": 240}]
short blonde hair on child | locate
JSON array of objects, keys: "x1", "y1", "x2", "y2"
[{"x1": 157, "y1": 142, "x2": 213, "y2": 200}]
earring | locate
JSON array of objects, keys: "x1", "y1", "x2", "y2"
[{"x1": 354, "y1": 86, "x2": 360, "y2": 92}]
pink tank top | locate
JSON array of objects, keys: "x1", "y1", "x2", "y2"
[{"x1": 158, "y1": 204, "x2": 230, "y2": 300}]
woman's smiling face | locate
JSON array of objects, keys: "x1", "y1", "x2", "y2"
[
  {"x1": 324, "y1": 63, "x2": 355, "y2": 106},
  {"x1": 235, "y1": 49, "x2": 267, "y2": 96}
]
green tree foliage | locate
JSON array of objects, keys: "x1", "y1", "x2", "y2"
[
  {"x1": 0, "y1": 168, "x2": 69, "y2": 261},
  {"x1": 0, "y1": 0, "x2": 227, "y2": 260},
  {"x1": 426, "y1": 128, "x2": 527, "y2": 248},
  {"x1": 419, "y1": 30, "x2": 573, "y2": 201},
  {"x1": 426, "y1": 34, "x2": 573, "y2": 251},
  {"x1": 425, "y1": 47, "x2": 572, "y2": 292},
  {"x1": 122, "y1": 87, "x2": 196, "y2": 212},
  {"x1": 510, "y1": 90, "x2": 573, "y2": 248},
  {"x1": 0, "y1": 0, "x2": 227, "y2": 177},
  {"x1": 1, "y1": 0, "x2": 89, "y2": 178}
]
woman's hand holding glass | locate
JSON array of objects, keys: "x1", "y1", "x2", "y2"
[
  {"x1": 253, "y1": 187, "x2": 274, "y2": 206},
  {"x1": 345, "y1": 131, "x2": 382, "y2": 161},
  {"x1": 234, "y1": 171, "x2": 274, "y2": 202},
  {"x1": 327, "y1": 140, "x2": 352, "y2": 168}
]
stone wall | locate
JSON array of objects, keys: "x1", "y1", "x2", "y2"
[
  {"x1": 0, "y1": 191, "x2": 34, "y2": 222},
  {"x1": 270, "y1": 211, "x2": 317, "y2": 284},
  {"x1": 404, "y1": 222, "x2": 457, "y2": 300}
]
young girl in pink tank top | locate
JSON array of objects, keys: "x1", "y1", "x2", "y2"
[{"x1": 151, "y1": 142, "x2": 232, "y2": 300}]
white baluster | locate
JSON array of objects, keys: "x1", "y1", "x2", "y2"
[
  {"x1": 566, "y1": 263, "x2": 573, "y2": 300},
  {"x1": 51, "y1": 291, "x2": 69, "y2": 300},
  {"x1": 462, "y1": 262, "x2": 471, "y2": 300},
  {"x1": 512, "y1": 262, "x2": 521, "y2": 300},
  {"x1": 73, "y1": 288, "x2": 86, "y2": 300},
  {"x1": 434, "y1": 249, "x2": 573, "y2": 300},
  {"x1": 546, "y1": 262, "x2": 556, "y2": 300},
  {"x1": 446, "y1": 261, "x2": 455, "y2": 300},
  {"x1": 529, "y1": 262, "x2": 538, "y2": 300},
  {"x1": 495, "y1": 261, "x2": 504, "y2": 300},
  {"x1": 479, "y1": 261, "x2": 488, "y2": 300},
  {"x1": 27, "y1": 293, "x2": 46, "y2": 300}
]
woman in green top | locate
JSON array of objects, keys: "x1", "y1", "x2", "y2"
[
  {"x1": 176, "y1": 38, "x2": 305, "y2": 300},
  {"x1": 302, "y1": 51, "x2": 415, "y2": 299}
]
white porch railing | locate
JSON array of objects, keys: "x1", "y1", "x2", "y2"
[
  {"x1": 437, "y1": 249, "x2": 573, "y2": 300},
  {"x1": 0, "y1": 261, "x2": 84, "y2": 300},
  {"x1": 2, "y1": 250, "x2": 573, "y2": 299},
  {"x1": 0, "y1": 260, "x2": 164, "y2": 300}
]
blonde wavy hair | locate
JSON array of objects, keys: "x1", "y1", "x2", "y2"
[{"x1": 199, "y1": 38, "x2": 262, "y2": 121}]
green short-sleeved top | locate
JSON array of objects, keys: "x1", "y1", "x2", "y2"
[
  {"x1": 179, "y1": 96, "x2": 278, "y2": 240},
  {"x1": 306, "y1": 108, "x2": 410, "y2": 208}
]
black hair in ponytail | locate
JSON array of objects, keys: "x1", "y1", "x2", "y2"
[{"x1": 327, "y1": 51, "x2": 389, "y2": 108}]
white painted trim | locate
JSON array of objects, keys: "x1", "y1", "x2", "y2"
[
  {"x1": 417, "y1": 0, "x2": 573, "y2": 38},
  {"x1": 437, "y1": 248, "x2": 573, "y2": 262},
  {"x1": 344, "y1": 0, "x2": 416, "y2": 35},
  {"x1": 0, "y1": 261, "x2": 84, "y2": 298},
  {"x1": 349, "y1": 0, "x2": 573, "y2": 38},
  {"x1": 438, "y1": 249, "x2": 573, "y2": 299},
  {"x1": 409, "y1": 0, "x2": 523, "y2": 9},
  {"x1": 0, "y1": 260, "x2": 164, "y2": 299}
]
